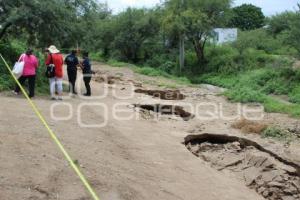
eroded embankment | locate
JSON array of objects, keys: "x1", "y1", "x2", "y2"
[
  {"x1": 135, "y1": 89, "x2": 185, "y2": 100},
  {"x1": 133, "y1": 104, "x2": 194, "y2": 121},
  {"x1": 184, "y1": 134, "x2": 300, "y2": 200}
]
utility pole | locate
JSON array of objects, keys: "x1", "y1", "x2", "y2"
[{"x1": 179, "y1": 0, "x2": 185, "y2": 75}]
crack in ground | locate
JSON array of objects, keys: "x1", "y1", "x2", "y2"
[
  {"x1": 135, "y1": 89, "x2": 185, "y2": 100},
  {"x1": 133, "y1": 104, "x2": 194, "y2": 121},
  {"x1": 184, "y1": 133, "x2": 300, "y2": 200}
]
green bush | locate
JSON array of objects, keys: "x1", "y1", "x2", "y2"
[
  {"x1": 225, "y1": 87, "x2": 266, "y2": 103},
  {"x1": 262, "y1": 126, "x2": 286, "y2": 139},
  {"x1": 135, "y1": 66, "x2": 171, "y2": 77},
  {"x1": 0, "y1": 41, "x2": 49, "y2": 94},
  {"x1": 158, "y1": 61, "x2": 176, "y2": 74},
  {"x1": 0, "y1": 41, "x2": 26, "y2": 92},
  {"x1": 289, "y1": 86, "x2": 300, "y2": 103},
  {"x1": 185, "y1": 50, "x2": 199, "y2": 72},
  {"x1": 89, "y1": 52, "x2": 105, "y2": 62},
  {"x1": 233, "y1": 29, "x2": 288, "y2": 55},
  {"x1": 240, "y1": 48, "x2": 273, "y2": 69},
  {"x1": 205, "y1": 45, "x2": 240, "y2": 73}
]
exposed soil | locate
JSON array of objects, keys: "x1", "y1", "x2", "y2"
[
  {"x1": 135, "y1": 89, "x2": 185, "y2": 100},
  {"x1": 94, "y1": 70, "x2": 124, "y2": 85},
  {"x1": 232, "y1": 118, "x2": 268, "y2": 134},
  {"x1": 185, "y1": 134, "x2": 300, "y2": 200},
  {"x1": 1, "y1": 60, "x2": 300, "y2": 200},
  {"x1": 133, "y1": 104, "x2": 194, "y2": 121}
]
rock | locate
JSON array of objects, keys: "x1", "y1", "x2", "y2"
[
  {"x1": 284, "y1": 185, "x2": 298, "y2": 195},
  {"x1": 199, "y1": 142, "x2": 214, "y2": 151},
  {"x1": 243, "y1": 167, "x2": 261, "y2": 186},
  {"x1": 190, "y1": 145, "x2": 200, "y2": 154},
  {"x1": 281, "y1": 165, "x2": 298, "y2": 174},
  {"x1": 226, "y1": 142, "x2": 242, "y2": 152},
  {"x1": 257, "y1": 187, "x2": 266, "y2": 194},
  {"x1": 108, "y1": 79, "x2": 115, "y2": 84},
  {"x1": 281, "y1": 196, "x2": 295, "y2": 200},
  {"x1": 291, "y1": 180, "x2": 300, "y2": 191},
  {"x1": 255, "y1": 178, "x2": 265, "y2": 186},
  {"x1": 255, "y1": 157, "x2": 268, "y2": 168},
  {"x1": 261, "y1": 170, "x2": 279, "y2": 183},
  {"x1": 273, "y1": 175, "x2": 285, "y2": 183},
  {"x1": 261, "y1": 159, "x2": 274, "y2": 171},
  {"x1": 247, "y1": 155, "x2": 268, "y2": 168},
  {"x1": 262, "y1": 190, "x2": 270, "y2": 198},
  {"x1": 217, "y1": 154, "x2": 244, "y2": 169},
  {"x1": 267, "y1": 181, "x2": 284, "y2": 188}
]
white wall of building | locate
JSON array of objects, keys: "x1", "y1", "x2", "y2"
[{"x1": 213, "y1": 28, "x2": 238, "y2": 45}]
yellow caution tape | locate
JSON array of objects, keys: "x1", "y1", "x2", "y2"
[{"x1": 0, "y1": 53, "x2": 100, "y2": 200}]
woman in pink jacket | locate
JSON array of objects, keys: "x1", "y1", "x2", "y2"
[{"x1": 14, "y1": 48, "x2": 39, "y2": 98}]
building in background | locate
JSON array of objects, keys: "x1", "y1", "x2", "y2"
[{"x1": 212, "y1": 28, "x2": 238, "y2": 44}]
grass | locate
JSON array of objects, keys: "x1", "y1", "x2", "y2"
[
  {"x1": 262, "y1": 126, "x2": 297, "y2": 142},
  {"x1": 83, "y1": 54, "x2": 300, "y2": 118},
  {"x1": 196, "y1": 67, "x2": 300, "y2": 117}
]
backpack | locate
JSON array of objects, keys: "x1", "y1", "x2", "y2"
[{"x1": 45, "y1": 54, "x2": 56, "y2": 78}]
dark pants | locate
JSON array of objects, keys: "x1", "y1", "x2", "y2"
[
  {"x1": 67, "y1": 68, "x2": 77, "y2": 93},
  {"x1": 83, "y1": 76, "x2": 91, "y2": 96},
  {"x1": 15, "y1": 75, "x2": 36, "y2": 98}
]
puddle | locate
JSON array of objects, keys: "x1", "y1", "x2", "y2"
[
  {"x1": 135, "y1": 89, "x2": 185, "y2": 100},
  {"x1": 133, "y1": 104, "x2": 194, "y2": 121},
  {"x1": 184, "y1": 133, "x2": 300, "y2": 200}
]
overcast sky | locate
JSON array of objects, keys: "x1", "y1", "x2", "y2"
[{"x1": 101, "y1": 0, "x2": 299, "y2": 16}]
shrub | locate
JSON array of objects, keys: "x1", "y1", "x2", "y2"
[
  {"x1": 205, "y1": 45, "x2": 240, "y2": 73},
  {"x1": 240, "y1": 48, "x2": 274, "y2": 69},
  {"x1": 289, "y1": 86, "x2": 300, "y2": 103},
  {"x1": 233, "y1": 29, "x2": 286, "y2": 55},
  {"x1": 225, "y1": 86, "x2": 266, "y2": 103},
  {"x1": 0, "y1": 41, "x2": 49, "y2": 94},
  {"x1": 158, "y1": 61, "x2": 176, "y2": 74},
  {"x1": 262, "y1": 126, "x2": 286, "y2": 140},
  {"x1": 185, "y1": 50, "x2": 199, "y2": 72},
  {"x1": 135, "y1": 66, "x2": 171, "y2": 77}
]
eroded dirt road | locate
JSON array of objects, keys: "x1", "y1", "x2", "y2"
[{"x1": 0, "y1": 61, "x2": 299, "y2": 200}]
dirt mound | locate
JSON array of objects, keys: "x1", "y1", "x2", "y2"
[
  {"x1": 232, "y1": 119, "x2": 268, "y2": 134},
  {"x1": 128, "y1": 80, "x2": 143, "y2": 88},
  {"x1": 93, "y1": 70, "x2": 123, "y2": 85},
  {"x1": 184, "y1": 134, "x2": 300, "y2": 200},
  {"x1": 135, "y1": 89, "x2": 185, "y2": 100},
  {"x1": 133, "y1": 104, "x2": 194, "y2": 121}
]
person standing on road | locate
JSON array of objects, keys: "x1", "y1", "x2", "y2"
[
  {"x1": 45, "y1": 45, "x2": 64, "y2": 100},
  {"x1": 65, "y1": 50, "x2": 79, "y2": 95},
  {"x1": 14, "y1": 48, "x2": 39, "y2": 98},
  {"x1": 80, "y1": 52, "x2": 92, "y2": 96}
]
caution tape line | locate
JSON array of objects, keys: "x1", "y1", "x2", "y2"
[{"x1": 0, "y1": 54, "x2": 101, "y2": 200}]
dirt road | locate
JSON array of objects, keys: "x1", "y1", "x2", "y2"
[{"x1": 0, "y1": 62, "x2": 299, "y2": 200}]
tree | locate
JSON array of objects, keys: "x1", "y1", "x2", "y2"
[
  {"x1": 230, "y1": 4, "x2": 265, "y2": 30},
  {"x1": 0, "y1": 0, "x2": 107, "y2": 48},
  {"x1": 267, "y1": 11, "x2": 296, "y2": 36},
  {"x1": 111, "y1": 8, "x2": 160, "y2": 62},
  {"x1": 267, "y1": 4, "x2": 300, "y2": 54},
  {"x1": 163, "y1": 0, "x2": 231, "y2": 65},
  {"x1": 287, "y1": 6, "x2": 300, "y2": 53}
]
